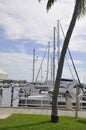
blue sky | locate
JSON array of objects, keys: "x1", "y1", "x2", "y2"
[{"x1": 0, "y1": 0, "x2": 86, "y2": 83}]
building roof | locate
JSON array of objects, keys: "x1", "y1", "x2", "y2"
[{"x1": 0, "y1": 68, "x2": 8, "y2": 74}]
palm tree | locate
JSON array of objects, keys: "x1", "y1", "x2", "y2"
[{"x1": 39, "y1": 0, "x2": 86, "y2": 123}]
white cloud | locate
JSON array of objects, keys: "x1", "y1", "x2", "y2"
[
  {"x1": 69, "y1": 41, "x2": 86, "y2": 52},
  {"x1": 0, "y1": 52, "x2": 33, "y2": 81},
  {"x1": 0, "y1": 0, "x2": 86, "y2": 52},
  {"x1": 0, "y1": 0, "x2": 74, "y2": 44},
  {"x1": 62, "y1": 67, "x2": 86, "y2": 83},
  {"x1": 0, "y1": 52, "x2": 51, "y2": 82},
  {"x1": 0, "y1": 52, "x2": 85, "y2": 82},
  {"x1": 62, "y1": 63, "x2": 86, "y2": 83},
  {"x1": 0, "y1": 0, "x2": 86, "y2": 82},
  {"x1": 67, "y1": 59, "x2": 84, "y2": 65}
]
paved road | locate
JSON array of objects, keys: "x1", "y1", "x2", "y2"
[{"x1": 0, "y1": 107, "x2": 86, "y2": 119}]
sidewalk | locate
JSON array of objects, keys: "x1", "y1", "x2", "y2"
[{"x1": 0, "y1": 107, "x2": 86, "y2": 119}]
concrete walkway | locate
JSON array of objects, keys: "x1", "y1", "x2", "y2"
[{"x1": 0, "y1": 107, "x2": 86, "y2": 119}]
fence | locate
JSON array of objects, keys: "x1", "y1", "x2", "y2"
[{"x1": 0, "y1": 86, "x2": 86, "y2": 110}]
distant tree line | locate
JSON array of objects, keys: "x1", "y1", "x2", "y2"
[{"x1": 0, "y1": 79, "x2": 27, "y2": 84}]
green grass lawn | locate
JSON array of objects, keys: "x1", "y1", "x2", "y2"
[{"x1": 0, "y1": 114, "x2": 86, "y2": 130}]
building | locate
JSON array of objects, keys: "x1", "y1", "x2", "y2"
[{"x1": 0, "y1": 68, "x2": 8, "y2": 80}]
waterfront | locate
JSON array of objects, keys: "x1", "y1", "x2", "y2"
[
  {"x1": 0, "y1": 81, "x2": 86, "y2": 109},
  {"x1": 0, "y1": 107, "x2": 86, "y2": 119}
]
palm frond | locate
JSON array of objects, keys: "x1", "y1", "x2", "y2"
[
  {"x1": 78, "y1": 0, "x2": 86, "y2": 19},
  {"x1": 38, "y1": 0, "x2": 57, "y2": 11},
  {"x1": 47, "y1": 0, "x2": 57, "y2": 11}
]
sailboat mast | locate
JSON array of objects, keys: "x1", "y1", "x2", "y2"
[
  {"x1": 57, "y1": 20, "x2": 60, "y2": 65},
  {"x1": 33, "y1": 49, "x2": 35, "y2": 83},
  {"x1": 41, "y1": 65, "x2": 43, "y2": 83},
  {"x1": 46, "y1": 42, "x2": 50, "y2": 84},
  {"x1": 51, "y1": 55, "x2": 53, "y2": 83},
  {"x1": 53, "y1": 27, "x2": 56, "y2": 85}
]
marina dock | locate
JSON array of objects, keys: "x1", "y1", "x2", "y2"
[{"x1": 0, "y1": 107, "x2": 86, "y2": 119}]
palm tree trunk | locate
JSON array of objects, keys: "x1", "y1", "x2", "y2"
[{"x1": 51, "y1": 0, "x2": 80, "y2": 123}]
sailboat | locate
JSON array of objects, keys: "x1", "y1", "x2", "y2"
[{"x1": 18, "y1": 21, "x2": 86, "y2": 109}]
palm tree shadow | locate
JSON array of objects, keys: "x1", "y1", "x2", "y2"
[
  {"x1": 0, "y1": 120, "x2": 50, "y2": 130},
  {"x1": 77, "y1": 119, "x2": 86, "y2": 124}
]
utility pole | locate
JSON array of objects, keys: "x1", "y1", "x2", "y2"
[{"x1": 53, "y1": 27, "x2": 56, "y2": 85}]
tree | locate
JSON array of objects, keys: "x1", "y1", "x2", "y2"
[{"x1": 39, "y1": 0, "x2": 86, "y2": 123}]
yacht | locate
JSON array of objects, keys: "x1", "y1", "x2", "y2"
[{"x1": 18, "y1": 78, "x2": 86, "y2": 109}]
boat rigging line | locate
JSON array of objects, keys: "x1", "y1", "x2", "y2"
[
  {"x1": 59, "y1": 22, "x2": 85, "y2": 94},
  {"x1": 56, "y1": 20, "x2": 74, "y2": 79},
  {"x1": 35, "y1": 44, "x2": 48, "y2": 84}
]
